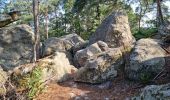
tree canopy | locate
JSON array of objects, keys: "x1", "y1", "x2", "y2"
[{"x1": 0, "y1": 0, "x2": 169, "y2": 40}]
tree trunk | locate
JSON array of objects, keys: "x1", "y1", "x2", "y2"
[
  {"x1": 138, "y1": 8, "x2": 142, "y2": 32},
  {"x1": 138, "y1": 1, "x2": 143, "y2": 32},
  {"x1": 96, "y1": 4, "x2": 100, "y2": 22},
  {"x1": 33, "y1": 0, "x2": 40, "y2": 62},
  {"x1": 156, "y1": 0, "x2": 164, "y2": 27},
  {"x1": 45, "y1": 7, "x2": 48, "y2": 39}
]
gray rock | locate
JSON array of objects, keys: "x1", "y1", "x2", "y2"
[
  {"x1": 0, "y1": 24, "x2": 34, "y2": 70},
  {"x1": 12, "y1": 51, "x2": 77, "y2": 83},
  {"x1": 89, "y1": 11, "x2": 134, "y2": 51},
  {"x1": 74, "y1": 48, "x2": 123, "y2": 84},
  {"x1": 0, "y1": 13, "x2": 18, "y2": 28},
  {"x1": 125, "y1": 39, "x2": 166, "y2": 81},
  {"x1": 74, "y1": 41, "x2": 108, "y2": 68},
  {"x1": 158, "y1": 18, "x2": 170, "y2": 37},
  {"x1": 72, "y1": 41, "x2": 88, "y2": 55},
  {"x1": 39, "y1": 51, "x2": 77, "y2": 83},
  {"x1": 42, "y1": 33, "x2": 84, "y2": 57},
  {"x1": 132, "y1": 83, "x2": 170, "y2": 100}
]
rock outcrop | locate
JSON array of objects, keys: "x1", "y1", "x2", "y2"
[
  {"x1": 0, "y1": 11, "x2": 20, "y2": 28},
  {"x1": 125, "y1": 39, "x2": 166, "y2": 81},
  {"x1": 0, "y1": 24, "x2": 34, "y2": 70},
  {"x1": 13, "y1": 51, "x2": 77, "y2": 83},
  {"x1": 89, "y1": 11, "x2": 134, "y2": 51},
  {"x1": 74, "y1": 41, "x2": 108, "y2": 68},
  {"x1": 74, "y1": 47, "x2": 123, "y2": 84},
  {"x1": 40, "y1": 51, "x2": 77, "y2": 82},
  {"x1": 72, "y1": 41, "x2": 88, "y2": 55},
  {"x1": 158, "y1": 18, "x2": 170, "y2": 37},
  {"x1": 132, "y1": 83, "x2": 170, "y2": 100},
  {"x1": 42, "y1": 33, "x2": 84, "y2": 57}
]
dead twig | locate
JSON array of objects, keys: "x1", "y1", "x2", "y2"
[{"x1": 152, "y1": 68, "x2": 165, "y2": 81}]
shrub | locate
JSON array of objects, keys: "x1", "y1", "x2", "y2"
[
  {"x1": 12, "y1": 67, "x2": 44, "y2": 99},
  {"x1": 133, "y1": 28, "x2": 158, "y2": 40}
]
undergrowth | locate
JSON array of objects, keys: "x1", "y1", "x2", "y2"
[
  {"x1": 133, "y1": 28, "x2": 158, "y2": 40},
  {"x1": 12, "y1": 67, "x2": 45, "y2": 100}
]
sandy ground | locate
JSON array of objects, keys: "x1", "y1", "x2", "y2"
[{"x1": 36, "y1": 74, "x2": 141, "y2": 100}]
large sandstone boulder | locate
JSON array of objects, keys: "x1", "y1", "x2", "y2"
[
  {"x1": 89, "y1": 11, "x2": 134, "y2": 51},
  {"x1": 74, "y1": 48, "x2": 123, "y2": 84},
  {"x1": 0, "y1": 24, "x2": 34, "y2": 70},
  {"x1": 40, "y1": 51, "x2": 77, "y2": 82},
  {"x1": 42, "y1": 33, "x2": 84, "y2": 57},
  {"x1": 132, "y1": 84, "x2": 170, "y2": 100},
  {"x1": 125, "y1": 39, "x2": 166, "y2": 81},
  {"x1": 13, "y1": 51, "x2": 77, "y2": 83},
  {"x1": 74, "y1": 41, "x2": 108, "y2": 67},
  {"x1": 0, "y1": 67, "x2": 8, "y2": 95}
]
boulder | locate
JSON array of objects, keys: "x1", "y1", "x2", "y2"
[
  {"x1": 0, "y1": 67, "x2": 8, "y2": 95},
  {"x1": 89, "y1": 11, "x2": 134, "y2": 51},
  {"x1": 74, "y1": 41, "x2": 108, "y2": 67},
  {"x1": 125, "y1": 39, "x2": 166, "y2": 81},
  {"x1": 158, "y1": 18, "x2": 170, "y2": 37},
  {"x1": 13, "y1": 51, "x2": 77, "y2": 83},
  {"x1": 40, "y1": 51, "x2": 77, "y2": 82},
  {"x1": 72, "y1": 41, "x2": 88, "y2": 55},
  {"x1": 0, "y1": 24, "x2": 34, "y2": 70},
  {"x1": 74, "y1": 48, "x2": 123, "y2": 84},
  {"x1": 132, "y1": 83, "x2": 170, "y2": 100},
  {"x1": 42, "y1": 33, "x2": 84, "y2": 57},
  {"x1": 0, "y1": 11, "x2": 20, "y2": 28}
]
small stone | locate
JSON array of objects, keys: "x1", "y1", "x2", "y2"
[
  {"x1": 74, "y1": 96, "x2": 81, "y2": 100},
  {"x1": 69, "y1": 92, "x2": 76, "y2": 98}
]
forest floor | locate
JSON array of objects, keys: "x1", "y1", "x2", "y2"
[
  {"x1": 36, "y1": 72, "x2": 170, "y2": 100},
  {"x1": 36, "y1": 74, "x2": 141, "y2": 100},
  {"x1": 36, "y1": 71, "x2": 170, "y2": 100},
  {"x1": 36, "y1": 44, "x2": 170, "y2": 100}
]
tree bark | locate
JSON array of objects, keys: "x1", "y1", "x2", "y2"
[
  {"x1": 156, "y1": 0, "x2": 164, "y2": 27},
  {"x1": 96, "y1": 4, "x2": 100, "y2": 22},
  {"x1": 45, "y1": 7, "x2": 48, "y2": 39},
  {"x1": 33, "y1": 0, "x2": 40, "y2": 62}
]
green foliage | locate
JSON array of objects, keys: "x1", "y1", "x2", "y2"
[
  {"x1": 133, "y1": 28, "x2": 158, "y2": 40},
  {"x1": 26, "y1": 67, "x2": 44, "y2": 99},
  {"x1": 12, "y1": 67, "x2": 44, "y2": 99},
  {"x1": 1, "y1": 0, "x2": 169, "y2": 41},
  {"x1": 140, "y1": 72, "x2": 152, "y2": 84}
]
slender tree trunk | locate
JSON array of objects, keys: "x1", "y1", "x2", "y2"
[
  {"x1": 138, "y1": 1, "x2": 143, "y2": 32},
  {"x1": 138, "y1": 8, "x2": 142, "y2": 32},
  {"x1": 45, "y1": 7, "x2": 48, "y2": 39},
  {"x1": 156, "y1": 0, "x2": 164, "y2": 27},
  {"x1": 33, "y1": 0, "x2": 40, "y2": 62},
  {"x1": 138, "y1": 0, "x2": 149, "y2": 32},
  {"x1": 96, "y1": 4, "x2": 100, "y2": 22}
]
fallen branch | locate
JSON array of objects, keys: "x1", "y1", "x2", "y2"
[{"x1": 152, "y1": 68, "x2": 165, "y2": 81}]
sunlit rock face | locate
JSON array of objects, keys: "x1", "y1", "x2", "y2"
[
  {"x1": 74, "y1": 44, "x2": 123, "y2": 84},
  {"x1": 89, "y1": 11, "x2": 134, "y2": 52},
  {"x1": 0, "y1": 24, "x2": 34, "y2": 70},
  {"x1": 0, "y1": 66, "x2": 8, "y2": 95},
  {"x1": 74, "y1": 41, "x2": 108, "y2": 68},
  {"x1": 42, "y1": 33, "x2": 85, "y2": 57},
  {"x1": 125, "y1": 38, "x2": 166, "y2": 81},
  {"x1": 41, "y1": 33, "x2": 85, "y2": 65},
  {"x1": 38, "y1": 51, "x2": 77, "y2": 83}
]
